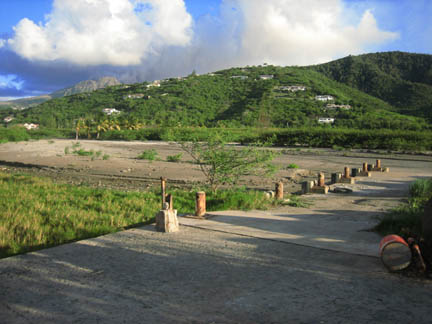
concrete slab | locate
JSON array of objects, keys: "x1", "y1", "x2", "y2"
[{"x1": 180, "y1": 209, "x2": 381, "y2": 257}]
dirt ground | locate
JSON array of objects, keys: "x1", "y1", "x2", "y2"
[
  {"x1": 0, "y1": 139, "x2": 431, "y2": 194},
  {"x1": 1, "y1": 139, "x2": 432, "y2": 323}
]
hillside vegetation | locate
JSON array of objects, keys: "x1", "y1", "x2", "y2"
[
  {"x1": 3, "y1": 62, "x2": 430, "y2": 131},
  {"x1": 313, "y1": 51, "x2": 432, "y2": 121}
]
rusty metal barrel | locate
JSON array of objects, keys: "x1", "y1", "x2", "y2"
[{"x1": 379, "y1": 235, "x2": 412, "y2": 271}]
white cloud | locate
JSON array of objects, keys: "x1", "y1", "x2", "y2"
[
  {"x1": 4, "y1": 0, "x2": 399, "y2": 85},
  {"x1": 7, "y1": 0, "x2": 193, "y2": 66},
  {"x1": 222, "y1": 0, "x2": 399, "y2": 66},
  {"x1": 0, "y1": 39, "x2": 5, "y2": 48},
  {"x1": 0, "y1": 74, "x2": 24, "y2": 90}
]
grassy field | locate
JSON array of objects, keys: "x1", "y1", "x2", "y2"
[{"x1": 0, "y1": 172, "x2": 283, "y2": 258}]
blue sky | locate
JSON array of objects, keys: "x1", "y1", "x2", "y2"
[{"x1": 0, "y1": 0, "x2": 430, "y2": 100}]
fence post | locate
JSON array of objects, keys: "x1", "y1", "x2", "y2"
[
  {"x1": 275, "y1": 182, "x2": 284, "y2": 200},
  {"x1": 196, "y1": 192, "x2": 206, "y2": 217},
  {"x1": 160, "y1": 177, "x2": 166, "y2": 209}
]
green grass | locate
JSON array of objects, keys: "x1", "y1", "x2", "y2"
[
  {"x1": 137, "y1": 149, "x2": 159, "y2": 161},
  {"x1": 64, "y1": 143, "x2": 107, "y2": 160},
  {"x1": 287, "y1": 163, "x2": 299, "y2": 169},
  {"x1": 167, "y1": 153, "x2": 183, "y2": 162},
  {"x1": 0, "y1": 172, "x2": 288, "y2": 258},
  {"x1": 375, "y1": 178, "x2": 432, "y2": 237}
]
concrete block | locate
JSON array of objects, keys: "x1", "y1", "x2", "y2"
[
  {"x1": 355, "y1": 171, "x2": 371, "y2": 177},
  {"x1": 310, "y1": 186, "x2": 329, "y2": 194},
  {"x1": 339, "y1": 177, "x2": 355, "y2": 184},
  {"x1": 155, "y1": 209, "x2": 179, "y2": 233}
]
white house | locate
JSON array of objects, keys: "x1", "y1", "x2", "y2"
[
  {"x1": 102, "y1": 108, "x2": 121, "y2": 115},
  {"x1": 259, "y1": 75, "x2": 274, "y2": 80},
  {"x1": 146, "y1": 80, "x2": 161, "y2": 88},
  {"x1": 325, "y1": 104, "x2": 351, "y2": 110},
  {"x1": 3, "y1": 116, "x2": 14, "y2": 123},
  {"x1": 23, "y1": 123, "x2": 39, "y2": 130},
  {"x1": 124, "y1": 94, "x2": 145, "y2": 99},
  {"x1": 231, "y1": 75, "x2": 248, "y2": 80},
  {"x1": 318, "y1": 118, "x2": 335, "y2": 124},
  {"x1": 279, "y1": 85, "x2": 306, "y2": 92},
  {"x1": 315, "y1": 95, "x2": 334, "y2": 101}
]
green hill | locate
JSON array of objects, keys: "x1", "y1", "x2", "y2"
[
  {"x1": 5, "y1": 64, "x2": 429, "y2": 131},
  {"x1": 312, "y1": 51, "x2": 432, "y2": 121}
]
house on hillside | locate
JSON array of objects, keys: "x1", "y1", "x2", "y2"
[
  {"x1": 259, "y1": 75, "x2": 274, "y2": 80},
  {"x1": 279, "y1": 85, "x2": 306, "y2": 92},
  {"x1": 231, "y1": 75, "x2": 248, "y2": 80},
  {"x1": 325, "y1": 104, "x2": 352, "y2": 110},
  {"x1": 3, "y1": 116, "x2": 14, "y2": 123},
  {"x1": 123, "y1": 94, "x2": 145, "y2": 99},
  {"x1": 315, "y1": 95, "x2": 334, "y2": 101},
  {"x1": 146, "y1": 80, "x2": 161, "y2": 88},
  {"x1": 318, "y1": 118, "x2": 335, "y2": 124},
  {"x1": 102, "y1": 108, "x2": 121, "y2": 115},
  {"x1": 23, "y1": 123, "x2": 39, "y2": 130}
]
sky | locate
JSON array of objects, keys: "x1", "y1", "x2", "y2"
[{"x1": 0, "y1": 0, "x2": 431, "y2": 100}]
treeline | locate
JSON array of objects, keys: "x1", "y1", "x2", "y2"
[{"x1": 3, "y1": 126, "x2": 429, "y2": 152}]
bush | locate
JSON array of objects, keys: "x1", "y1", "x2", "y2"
[
  {"x1": 137, "y1": 149, "x2": 158, "y2": 161},
  {"x1": 375, "y1": 178, "x2": 432, "y2": 237},
  {"x1": 167, "y1": 153, "x2": 182, "y2": 162},
  {"x1": 287, "y1": 163, "x2": 299, "y2": 169}
]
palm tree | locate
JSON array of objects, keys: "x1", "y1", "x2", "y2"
[
  {"x1": 95, "y1": 119, "x2": 109, "y2": 139},
  {"x1": 75, "y1": 118, "x2": 85, "y2": 140},
  {"x1": 84, "y1": 119, "x2": 95, "y2": 139}
]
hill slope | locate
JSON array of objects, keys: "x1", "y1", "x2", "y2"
[
  {"x1": 50, "y1": 76, "x2": 122, "y2": 98},
  {"x1": 0, "y1": 77, "x2": 122, "y2": 110},
  {"x1": 312, "y1": 51, "x2": 432, "y2": 121},
  {"x1": 9, "y1": 65, "x2": 429, "y2": 131}
]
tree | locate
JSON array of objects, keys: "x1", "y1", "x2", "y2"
[
  {"x1": 180, "y1": 137, "x2": 277, "y2": 192},
  {"x1": 75, "y1": 118, "x2": 85, "y2": 140}
]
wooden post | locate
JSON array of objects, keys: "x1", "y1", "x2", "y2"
[
  {"x1": 160, "y1": 177, "x2": 166, "y2": 209},
  {"x1": 318, "y1": 173, "x2": 325, "y2": 187},
  {"x1": 362, "y1": 162, "x2": 368, "y2": 172},
  {"x1": 376, "y1": 159, "x2": 381, "y2": 169},
  {"x1": 344, "y1": 167, "x2": 350, "y2": 179},
  {"x1": 196, "y1": 192, "x2": 206, "y2": 217},
  {"x1": 166, "y1": 193, "x2": 173, "y2": 211},
  {"x1": 275, "y1": 182, "x2": 284, "y2": 199}
]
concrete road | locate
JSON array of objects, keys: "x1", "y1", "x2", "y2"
[
  {"x1": 1, "y1": 223, "x2": 431, "y2": 323},
  {"x1": 1, "y1": 173, "x2": 432, "y2": 323}
]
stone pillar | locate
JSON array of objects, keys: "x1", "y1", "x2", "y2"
[
  {"x1": 275, "y1": 182, "x2": 284, "y2": 199},
  {"x1": 344, "y1": 167, "x2": 350, "y2": 179},
  {"x1": 376, "y1": 159, "x2": 381, "y2": 169},
  {"x1": 160, "y1": 177, "x2": 166, "y2": 209},
  {"x1": 196, "y1": 191, "x2": 206, "y2": 217},
  {"x1": 155, "y1": 207, "x2": 179, "y2": 233},
  {"x1": 362, "y1": 162, "x2": 368, "y2": 172},
  {"x1": 318, "y1": 173, "x2": 325, "y2": 187}
]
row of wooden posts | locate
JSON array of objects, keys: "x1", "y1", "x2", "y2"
[
  {"x1": 159, "y1": 177, "x2": 285, "y2": 218},
  {"x1": 303, "y1": 159, "x2": 389, "y2": 194}
]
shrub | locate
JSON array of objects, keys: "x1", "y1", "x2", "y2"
[
  {"x1": 167, "y1": 153, "x2": 182, "y2": 162},
  {"x1": 137, "y1": 149, "x2": 158, "y2": 161},
  {"x1": 287, "y1": 163, "x2": 299, "y2": 169}
]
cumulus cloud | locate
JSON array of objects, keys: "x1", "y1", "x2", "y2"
[
  {"x1": 6, "y1": 0, "x2": 192, "y2": 66},
  {"x1": 221, "y1": 0, "x2": 399, "y2": 66},
  {"x1": 1, "y1": 0, "x2": 399, "y2": 94}
]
